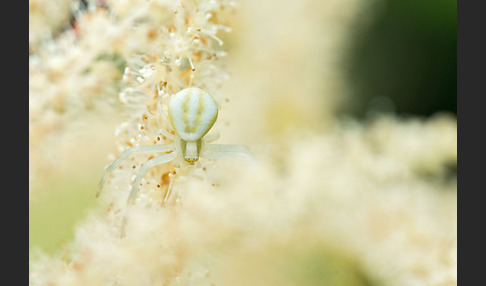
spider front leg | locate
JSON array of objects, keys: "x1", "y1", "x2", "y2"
[
  {"x1": 121, "y1": 152, "x2": 178, "y2": 238},
  {"x1": 201, "y1": 144, "x2": 254, "y2": 161},
  {"x1": 97, "y1": 144, "x2": 175, "y2": 197},
  {"x1": 127, "y1": 152, "x2": 178, "y2": 204}
]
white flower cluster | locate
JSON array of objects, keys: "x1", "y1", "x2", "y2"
[
  {"x1": 29, "y1": 0, "x2": 236, "y2": 197},
  {"x1": 29, "y1": 115, "x2": 456, "y2": 286},
  {"x1": 98, "y1": 0, "x2": 238, "y2": 208}
]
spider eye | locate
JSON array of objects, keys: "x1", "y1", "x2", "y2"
[{"x1": 184, "y1": 156, "x2": 199, "y2": 163}]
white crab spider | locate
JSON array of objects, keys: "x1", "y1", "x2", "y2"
[{"x1": 98, "y1": 87, "x2": 252, "y2": 205}]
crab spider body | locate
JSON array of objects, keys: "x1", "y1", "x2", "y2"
[
  {"x1": 98, "y1": 87, "x2": 252, "y2": 205},
  {"x1": 169, "y1": 87, "x2": 218, "y2": 162}
]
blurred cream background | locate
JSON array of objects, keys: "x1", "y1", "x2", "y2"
[{"x1": 29, "y1": 0, "x2": 456, "y2": 285}]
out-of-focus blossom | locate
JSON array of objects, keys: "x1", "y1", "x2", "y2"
[{"x1": 29, "y1": 0, "x2": 456, "y2": 285}]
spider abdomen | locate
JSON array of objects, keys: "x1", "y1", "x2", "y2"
[{"x1": 168, "y1": 87, "x2": 219, "y2": 142}]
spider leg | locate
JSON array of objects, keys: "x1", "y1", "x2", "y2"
[
  {"x1": 162, "y1": 172, "x2": 175, "y2": 204},
  {"x1": 127, "y1": 152, "x2": 178, "y2": 204},
  {"x1": 97, "y1": 144, "x2": 174, "y2": 197},
  {"x1": 201, "y1": 144, "x2": 254, "y2": 161},
  {"x1": 121, "y1": 152, "x2": 177, "y2": 237}
]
